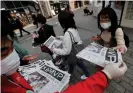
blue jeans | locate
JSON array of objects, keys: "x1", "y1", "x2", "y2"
[{"x1": 68, "y1": 59, "x2": 90, "y2": 77}]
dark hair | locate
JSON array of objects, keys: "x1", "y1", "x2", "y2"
[
  {"x1": 65, "y1": 4, "x2": 70, "y2": 11},
  {"x1": 98, "y1": 7, "x2": 118, "y2": 36},
  {"x1": 58, "y1": 10, "x2": 76, "y2": 32},
  {"x1": 1, "y1": 12, "x2": 17, "y2": 40},
  {"x1": 37, "y1": 14, "x2": 46, "y2": 24}
]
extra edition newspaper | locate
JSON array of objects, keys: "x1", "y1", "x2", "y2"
[
  {"x1": 18, "y1": 60, "x2": 70, "y2": 93},
  {"x1": 76, "y1": 42, "x2": 123, "y2": 67},
  {"x1": 43, "y1": 36, "x2": 62, "y2": 49}
]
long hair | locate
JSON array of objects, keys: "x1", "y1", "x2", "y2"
[
  {"x1": 98, "y1": 7, "x2": 118, "y2": 36},
  {"x1": 58, "y1": 10, "x2": 76, "y2": 33}
]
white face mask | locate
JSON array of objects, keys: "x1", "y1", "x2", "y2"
[
  {"x1": 100, "y1": 22, "x2": 111, "y2": 29},
  {"x1": 1, "y1": 49, "x2": 20, "y2": 76}
]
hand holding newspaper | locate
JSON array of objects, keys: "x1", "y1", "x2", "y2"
[
  {"x1": 43, "y1": 36, "x2": 62, "y2": 49},
  {"x1": 18, "y1": 59, "x2": 70, "y2": 93},
  {"x1": 76, "y1": 42, "x2": 123, "y2": 67},
  {"x1": 32, "y1": 35, "x2": 62, "y2": 49}
]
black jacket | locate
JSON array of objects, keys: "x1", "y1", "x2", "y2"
[{"x1": 34, "y1": 24, "x2": 56, "y2": 44}]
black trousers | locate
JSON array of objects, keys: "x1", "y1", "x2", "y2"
[
  {"x1": 68, "y1": 59, "x2": 90, "y2": 77},
  {"x1": 19, "y1": 28, "x2": 30, "y2": 36}
]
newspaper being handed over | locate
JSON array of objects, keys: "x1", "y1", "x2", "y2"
[
  {"x1": 42, "y1": 36, "x2": 62, "y2": 49},
  {"x1": 18, "y1": 59, "x2": 70, "y2": 93},
  {"x1": 76, "y1": 42, "x2": 123, "y2": 67}
]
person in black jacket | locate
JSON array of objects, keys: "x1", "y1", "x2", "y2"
[
  {"x1": 32, "y1": 14, "x2": 38, "y2": 28},
  {"x1": 15, "y1": 17, "x2": 30, "y2": 37},
  {"x1": 34, "y1": 15, "x2": 56, "y2": 44}
]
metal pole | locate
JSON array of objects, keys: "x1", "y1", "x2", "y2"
[
  {"x1": 102, "y1": 1, "x2": 105, "y2": 9},
  {"x1": 119, "y1": 1, "x2": 125, "y2": 26},
  {"x1": 37, "y1": 0, "x2": 44, "y2": 16}
]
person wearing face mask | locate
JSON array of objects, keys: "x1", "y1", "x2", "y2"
[
  {"x1": 92, "y1": 7, "x2": 129, "y2": 54},
  {"x1": 33, "y1": 14, "x2": 56, "y2": 45},
  {"x1": 1, "y1": 19, "x2": 34, "y2": 93}
]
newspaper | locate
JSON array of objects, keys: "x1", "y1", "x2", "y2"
[
  {"x1": 18, "y1": 60, "x2": 70, "y2": 93},
  {"x1": 42, "y1": 36, "x2": 62, "y2": 49},
  {"x1": 76, "y1": 42, "x2": 123, "y2": 67}
]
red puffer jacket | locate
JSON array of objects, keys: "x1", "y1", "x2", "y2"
[
  {"x1": 63, "y1": 71, "x2": 108, "y2": 93},
  {"x1": 1, "y1": 72, "x2": 33, "y2": 93}
]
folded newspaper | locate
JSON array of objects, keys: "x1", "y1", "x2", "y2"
[
  {"x1": 32, "y1": 35, "x2": 62, "y2": 49},
  {"x1": 43, "y1": 36, "x2": 62, "y2": 49},
  {"x1": 76, "y1": 42, "x2": 123, "y2": 67},
  {"x1": 18, "y1": 59, "x2": 70, "y2": 93}
]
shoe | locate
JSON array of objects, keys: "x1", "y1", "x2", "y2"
[
  {"x1": 81, "y1": 75, "x2": 87, "y2": 80},
  {"x1": 19, "y1": 35, "x2": 23, "y2": 37}
]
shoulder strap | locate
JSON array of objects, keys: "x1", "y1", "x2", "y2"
[{"x1": 67, "y1": 31, "x2": 76, "y2": 44}]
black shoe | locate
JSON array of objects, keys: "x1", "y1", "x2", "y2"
[
  {"x1": 19, "y1": 35, "x2": 23, "y2": 37},
  {"x1": 28, "y1": 33, "x2": 30, "y2": 35}
]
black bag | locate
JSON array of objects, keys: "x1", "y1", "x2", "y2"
[
  {"x1": 124, "y1": 33, "x2": 130, "y2": 48},
  {"x1": 64, "y1": 31, "x2": 84, "y2": 65}
]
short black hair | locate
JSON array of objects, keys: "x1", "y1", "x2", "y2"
[
  {"x1": 98, "y1": 7, "x2": 118, "y2": 34},
  {"x1": 58, "y1": 10, "x2": 76, "y2": 32},
  {"x1": 37, "y1": 14, "x2": 46, "y2": 24}
]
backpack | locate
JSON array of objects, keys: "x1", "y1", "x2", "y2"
[{"x1": 123, "y1": 33, "x2": 130, "y2": 48}]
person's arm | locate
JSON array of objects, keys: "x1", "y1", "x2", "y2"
[
  {"x1": 56, "y1": 36, "x2": 64, "y2": 40},
  {"x1": 63, "y1": 71, "x2": 108, "y2": 93},
  {"x1": 63, "y1": 62, "x2": 127, "y2": 93},
  {"x1": 115, "y1": 28, "x2": 125, "y2": 46},
  {"x1": 34, "y1": 28, "x2": 46, "y2": 44},
  {"x1": 115, "y1": 28, "x2": 127, "y2": 53},
  {"x1": 50, "y1": 26, "x2": 56, "y2": 37},
  {"x1": 53, "y1": 32, "x2": 72, "y2": 55}
]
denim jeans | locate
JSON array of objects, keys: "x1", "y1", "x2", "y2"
[{"x1": 68, "y1": 59, "x2": 90, "y2": 77}]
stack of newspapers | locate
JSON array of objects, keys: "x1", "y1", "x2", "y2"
[
  {"x1": 76, "y1": 42, "x2": 123, "y2": 67},
  {"x1": 18, "y1": 59, "x2": 70, "y2": 93}
]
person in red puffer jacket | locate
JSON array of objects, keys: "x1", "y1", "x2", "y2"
[{"x1": 63, "y1": 62, "x2": 127, "y2": 93}]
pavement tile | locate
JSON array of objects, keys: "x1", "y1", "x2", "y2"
[
  {"x1": 125, "y1": 90, "x2": 132, "y2": 93},
  {"x1": 110, "y1": 81, "x2": 125, "y2": 93},
  {"x1": 106, "y1": 85, "x2": 115, "y2": 93},
  {"x1": 127, "y1": 68, "x2": 133, "y2": 75},
  {"x1": 125, "y1": 72, "x2": 133, "y2": 80},
  {"x1": 119, "y1": 81, "x2": 133, "y2": 92},
  {"x1": 130, "y1": 80, "x2": 133, "y2": 87},
  {"x1": 104, "y1": 90, "x2": 110, "y2": 93},
  {"x1": 121, "y1": 76, "x2": 131, "y2": 83},
  {"x1": 113, "y1": 89, "x2": 120, "y2": 93},
  {"x1": 130, "y1": 65, "x2": 133, "y2": 70}
]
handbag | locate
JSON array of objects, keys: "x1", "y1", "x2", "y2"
[{"x1": 64, "y1": 31, "x2": 84, "y2": 65}]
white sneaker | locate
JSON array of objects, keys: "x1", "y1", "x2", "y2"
[{"x1": 81, "y1": 75, "x2": 87, "y2": 80}]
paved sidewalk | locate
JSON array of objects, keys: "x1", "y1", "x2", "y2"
[{"x1": 17, "y1": 5, "x2": 133, "y2": 93}]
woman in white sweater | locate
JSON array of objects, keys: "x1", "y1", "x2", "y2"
[
  {"x1": 92, "y1": 7, "x2": 128, "y2": 53},
  {"x1": 51, "y1": 10, "x2": 89, "y2": 79}
]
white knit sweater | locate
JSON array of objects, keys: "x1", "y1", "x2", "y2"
[{"x1": 53, "y1": 28, "x2": 82, "y2": 55}]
